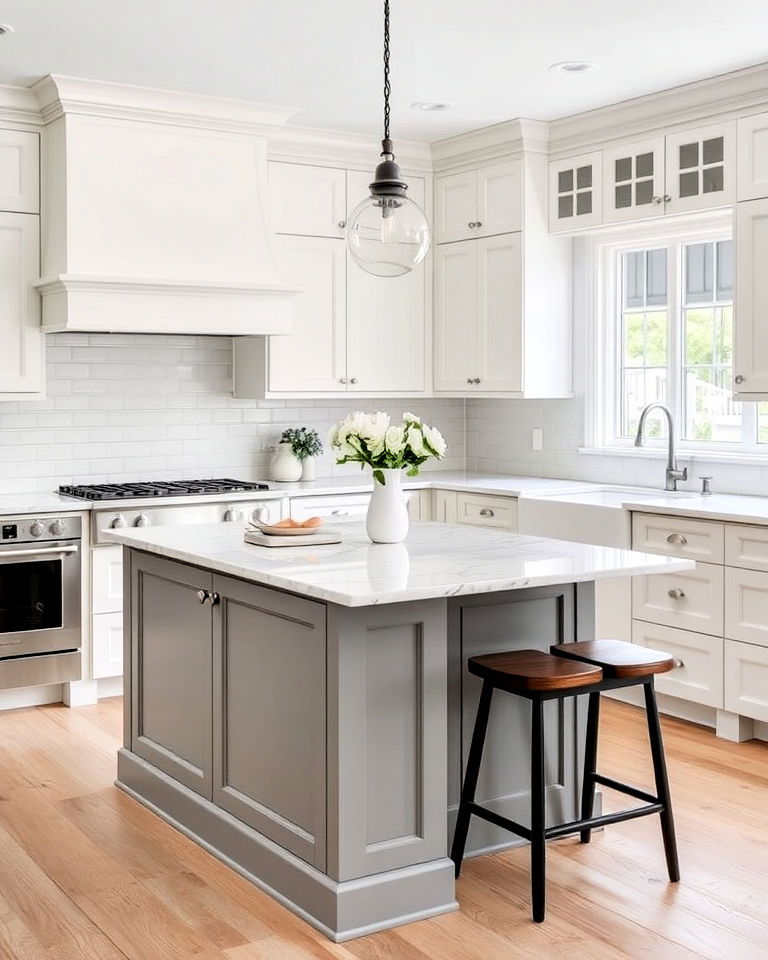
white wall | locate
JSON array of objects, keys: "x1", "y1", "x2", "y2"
[{"x1": 0, "y1": 334, "x2": 466, "y2": 494}]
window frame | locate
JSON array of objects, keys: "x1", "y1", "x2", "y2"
[{"x1": 582, "y1": 211, "x2": 765, "y2": 458}]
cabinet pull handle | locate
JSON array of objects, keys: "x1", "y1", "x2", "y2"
[
  {"x1": 350, "y1": 377, "x2": 358, "y2": 384},
  {"x1": 652, "y1": 195, "x2": 663, "y2": 205},
  {"x1": 663, "y1": 194, "x2": 671, "y2": 203},
  {"x1": 666, "y1": 533, "x2": 687, "y2": 545},
  {"x1": 672, "y1": 657, "x2": 684, "y2": 669},
  {"x1": 339, "y1": 378, "x2": 347, "y2": 384},
  {"x1": 206, "y1": 591, "x2": 220, "y2": 606},
  {"x1": 468, "y1": 221, "x2": 476, "y2": 228},
  {"x1": 479, "y1": 508, "x2": 495, "y2": 517},
  {"x1": 475, "y1": 220, "x2": 483, "y2": 228},
  {"x1": 474, "y1": 377, "x2": 482, "y2": 384},
  {"x1": 735, "y1": 374, "x2": 745, "y2": 384},
  {"x1": 338, "y1": 220, "x2": 346, "y2": 229},
  {"x1": 332, "y1": 509, "x2": 349, "y2": 516},
  {"x1": 196, "y1": 589, "x2": 208, "y2": 605},
  {"x1": 667, "y1": 588, "x2": 685, "y2": 600},
  {"x1": 466, "y1": 377, "x2": 474, "y2": 384}
]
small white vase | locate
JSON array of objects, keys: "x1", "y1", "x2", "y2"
[
  {"x1": 270, "y1": 442, "x2": 302, "y2": 482},
  {"x1": 366, "y1": 468, "x2": 409, "y2": 544},
  {"x1": 301, "y1": 457, "x2": 317, "y2": 481}
]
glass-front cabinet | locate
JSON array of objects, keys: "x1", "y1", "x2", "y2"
[
  {"x1": 548, "y1": 152, "x2": 602, "y2": 232},
  {"x1": 602, "y1": 138, "x2": 665, "y2": 223},
  {"x1": 665, "y1": 121, "x2": 736, "y2": 214}
]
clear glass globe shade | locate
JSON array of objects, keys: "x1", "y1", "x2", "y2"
[{"x1": 347, "y1": 194, "x2": 431, "y2": 277}]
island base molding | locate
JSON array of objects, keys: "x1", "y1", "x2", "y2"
[{"x1": 116, "y1": 749, "x2": 458, "y2": 942}]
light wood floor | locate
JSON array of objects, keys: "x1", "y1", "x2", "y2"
[{"x1": 0, "y1": 698, "x2": 765, "y2": 960}]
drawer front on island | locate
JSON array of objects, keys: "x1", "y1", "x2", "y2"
[
  {"x1": 632, "y1": 562, "x2": 724, "y2": 636},
  {"x1": 632, "y1": 513, "x2": 724, "y2": 563},
  {"x1": 289, "y1": 493, "x2": 370, "y2": 521},
  {"x1": 456, "y1": 492, "x2": 517, "y2": 529},
  {"x1": 632, "y1": 620, "x2": 724, "y2": 708},
  {"x1": 724, "y1": 638, "x2": 768, "y2": 722},
  {"x1": 212, "y1": 574, "x2": 327, "y2": 868},
  {"x1": 130, "y1": 553, "x2": 213, "y2": 797}
]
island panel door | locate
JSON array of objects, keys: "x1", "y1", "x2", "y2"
[
  {"x1": 130, "y1": 553, "x2": 214, "y2": 798},
  {"x1": 447, "y1": 586, "x2": 581, "y2": 855},
  {"x1": 211, "y1": 575, "x2": 327, "y2": 869}
]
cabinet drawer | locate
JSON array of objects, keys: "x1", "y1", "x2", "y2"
[
  {"x1": 289, "y1": 493, "x2": 370, "y2": 522},
  {"x1": 632, "y1": 513, "x2": 724, "y2": 563},
  {"x1": 92, "y1": 545, "x2": 123, "y2": 614},
  {"x1": 632, "y1": 562, "x2": 724, "y2": 636},
  {"x1": 456, "y1": 493, "x2": 517, "y2": 529},
  {"x1": 724, "y1": 523, "x2": 768, "y2": 572},
  {"x1": 725, "y1": 566, "x2": 768, "y2": 647},
  {"x1": 92, "y1": 611, "x2": 123, "y2": 679},
  {"x1": 632, "y1": 620, "x2": 723, "y2": 708},
  {"x1": 724, "y1": 639, "x2": 768, "y2": 721}
]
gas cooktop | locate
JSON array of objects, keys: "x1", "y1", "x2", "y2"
[{"x1": 58, "y1": 478, "x2": 271, "y2": 501}]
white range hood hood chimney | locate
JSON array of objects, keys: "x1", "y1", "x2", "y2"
[{"x1": 31, "y1": 76, "x2": 301, "y2": 335}]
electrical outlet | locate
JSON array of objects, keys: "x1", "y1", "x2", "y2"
[{"x1": 532, "y1": 428, "x2": 543, "y2": 451}]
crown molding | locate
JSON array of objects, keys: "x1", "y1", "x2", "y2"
[
  {"x1": 31, "y1": 74, "x2": 300, "y2": 134},
  {"x1": 267, "y1": 123, "x2": 433, "y2": 173},
  {"x1": 430, "y1": 118, "x2": 549, "y2": 172},
  {"x1": 549, "y1": 60, "x2": 768, "y2": 157},
  {"x1": 0, "y1": 83, "x2": 43, "y2": 127}
]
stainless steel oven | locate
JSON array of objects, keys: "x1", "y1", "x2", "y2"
[{"x1": 0, "y1": 515, "x2": 82, "y2": 689}]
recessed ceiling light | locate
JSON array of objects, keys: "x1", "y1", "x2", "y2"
[
  {"x1": 549, "y1": 61, "x2": 599, "y2": 74},
  {"x1": 410, "y1": 101, "x2": 451, "y2": 112},
  {"x1": 0, "y1": 24, "x2": 15, "y2": 36}
]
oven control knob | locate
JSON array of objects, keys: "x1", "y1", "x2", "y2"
[
  {"x1": 224, "y1": 509, "x2": 244, "y2": 522},
  {"x1": 134, "y1": 514, "x2": 151, "y2": 528},
  {"x1": 110, "y1": 515, "x2": 127, "y2": 529},
  {"x1": 30, "y1": 520, "x2": 44, "y2": 537},
  {"x1": 49, "y1": 520, "x2": 66, "y2": 537}
]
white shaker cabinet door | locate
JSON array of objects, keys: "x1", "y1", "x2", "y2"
[
  {"x1": 476, "y1": 160, "x2": 522, "y2": 238},
  {"x1": 602, "y1": 138, "x2": 665, "y2": 224},
  {"x1": 737, "y1": 112, "x2": 768, "y2": 201},
  {"x1": 734, "y1": 198, "x2": 768, "y2": 396},
  {"x1": 434, "y1": 169, "x2": 477, "y2": 244},
  {"x1": 0, "y1": 212, "x2": 42, "y2": 399},
  {"x1": 434, "y1": 239, "x2": 478, "y2": 391},
  {"x1": 345, "y1": 172, "x2": 426, "y2": 393},
  {"x1": 268, "y1": 235, "x2": 347, "y2": 393},
  {"x1": 548, "y1": 152, "x2": 603, "y2": 232},
  {"x1": 92, "y1": 612, "x2": 123, "y2": 679},
  {"x1": 664, "y1": 121, "x2": 735, "y2": 215},
  {"x1": 268, "y1": 162, "x2": 346, "y2": 238},
  {"x1": 476, "y1": 233, "x2": 523, "y2": 393},
  {"x1": 0, "y1": 130, "x2": 39, "y2": 214}
]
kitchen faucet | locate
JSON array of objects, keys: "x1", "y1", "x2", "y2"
[{"x1": 634, "y1": 402, "x2": 688, "y2": 491}]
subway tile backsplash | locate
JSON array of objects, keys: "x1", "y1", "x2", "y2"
[{"x1": 0, "y1": 335, "x2": 466, "y2": 495}]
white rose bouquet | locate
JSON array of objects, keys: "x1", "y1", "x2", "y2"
[{"x1": 329, "y1": 411, "x2": 447, "y2": 485}]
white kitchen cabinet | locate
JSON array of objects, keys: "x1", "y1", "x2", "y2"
[
  {"x1": 737, "y1": 112, "x2": 768, "y2": 201},
  {"x1": 92, "y1": 611, "x2": 123, "y2": 679},
  {"x1": 631, "y1": 513, "x2": 724, "y2": 563},
  {"x1": 92, "y1": 545, "x2": 123, "y2": 614},
  {"x1": 0, "y1": 130, "x2": 39, "y2": 214},
  {"x1": 725, "y1": 523, "x2": 768, "y2": 572},
  {"x1": 456, "y1": 492, "x2": 517, "y2": 529},
  {"x1": 434, "y1": 239, "x2": 478, "y2": 390},
  {"x1": 632, "y1": 561, "x2": 724, "y2": 637},
  {"x1": 734, "y1": 198, "x2": 768, "y2": 396},
  {"x1": 289, "y1": 494, "x2": 371, "y2": 522},
  {"x1": 602, "y1": 137, "x2": 665, "y2": 224},
  {"x1": 268, "y1": 162, "x2": 346, "y2": 237},
  {"x1": 664, "y1": 121, "x2": 735, "y2": 214},
  {"x1": 548, "y1": 152, "x2": 603, "y2": 232},
  {"x1": 724, "y1": 638, "x2": 768, "y2": 722},
  {"x1": 433, "y1": 489, "x2": 458, "y2": 524},
  {"x1": 434, "y1": 160, "x2": 521, "y2": 244},
  {"x1": 633, "y1": 620, "x2": 724, "y2": 709},
  {"x1": 0, "y1": 212, "x2": 42, "y2": 399},
  {"x1": 724, "y1": 566, "x2": 768, "y2": 647}
]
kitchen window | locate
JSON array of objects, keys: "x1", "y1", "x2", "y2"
[{"x1": 588, "y1": 217, "x2": 768, "y2": 457}]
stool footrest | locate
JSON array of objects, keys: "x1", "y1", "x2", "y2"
[
  {"x1": 466, "y1": 802, "x2": 532, "y2": 841},
  {"x1": 593, "y1": 773, "x2": 659, "y2": 806},
  {"x1": 545, "y1": 802, "x2": 663, "y2": 840}
]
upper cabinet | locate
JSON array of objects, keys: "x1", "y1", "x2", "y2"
[
  {"x1": 0, "y1": 212, "x2": 43, "y2": 399},
  {"x1": 551, "y1": 121, "x2": 736, "y2": 231},
  {"x1": 733, "y1": 198, "x2": 768, "y2": 397},
  {"x1": 737, "y1": 112, "x2": 768, "y2": 201},
  {"x1": 435, "y1": 160, "x2": 521, "y2": 243},
  {"x1": 0, "y1": 130, "x2": 39, "y2": 214},
  {"x1": 268, "y1": 162, "x2": 347, "y2": 238}
]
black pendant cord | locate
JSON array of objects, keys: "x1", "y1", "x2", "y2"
[{"x1": 383, "y1": 0, "x2": 391, "y2": 150}]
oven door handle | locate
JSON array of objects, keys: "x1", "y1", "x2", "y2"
[{"x1": 0, "y1": 545, "x2": 79, "y2": 560}]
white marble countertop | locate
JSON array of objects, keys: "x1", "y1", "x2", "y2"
[
  {"x1": 105, "y1": 520, "x2": 694, "y2": 607},
  {"x1": 622, "y1": 493, "x2": 768, "y2": 525},
  {"x1": 0, "y1": 492, "x2": 92, "y2": 516}
]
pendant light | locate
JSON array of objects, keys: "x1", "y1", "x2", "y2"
[{"x1": 346, "y1": 0, "x2": 431, "y2": 277}]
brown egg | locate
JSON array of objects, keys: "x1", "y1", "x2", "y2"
[{"x1": 301, "y1": 516, "x2": 323, "y2": 528}]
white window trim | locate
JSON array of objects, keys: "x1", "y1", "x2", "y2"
[{"x1": 579, "y1": 210, "x2": 767, "y2": 462}]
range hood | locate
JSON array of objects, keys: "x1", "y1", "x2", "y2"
[{"x1": 31, "y1": 76, "x2": 301, "y2": 335}]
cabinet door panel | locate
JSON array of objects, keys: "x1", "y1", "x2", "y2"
[
  {"x1": 725, "y1": 566, "x2": 768, "y2": 647},
  {"x1": 346, "y1": 172, "x2": 426, "y2": 392},
  {"x1": 737, "y1": 112, "x2": 768, "y2": 201},
  {"x1": 665, "y1": 121, "x2": 735, "y2": 214},
  {"x1": 0, "y1": 213, "x2": 42, "y2": 398},
  {"x1": 632, "y1": 562, "x2": 724, "y2": 637},
  {"x1": 269, "y1": 162, "x2": 346, "y2": 237},
  {"x1": 92, "y1": 611, "x2": 123, "y2": 679},
  {"x1": 548, "y1": 152, "x2": 603, "y2": 232},
  {"x1": 0, "y1": 130, "x2": 39, "y2": 214},
  {"x1": 734, "y1": 198, "x2": 768, "y2": 396},
  {"x1": 435, "y1": 170, "x2": 476, "y2": 243},
  {"x1": 632, "y1": 620, "x2": 723, "y2": 708},
  {"x1": 476, "y1": 233, "x2": 523, "y2": 392},
  {"x1": 476, "y1": 160, "x2": 522, "y2": 237},
  {"x1": 268, "y1": 235, "x2": 346, "y2": 392},
  {"x1": 212, "y1": 575, "x2": 326, "y2": 868},
  {"x1": 602, "y1": 138, "x2": 665, "y2": 223},
  {"x1": 92, "y1": 545, "x2": 123, "y2": 614},
  {"x1": 724, "y1": 638, "x2": 768, "y2": 721},
  {"x1": 130, "y1": 554, "x2": 213, "y2": 797},
  {"x1": 434, "y1": 239, "x2": 478, "y2": 390}
]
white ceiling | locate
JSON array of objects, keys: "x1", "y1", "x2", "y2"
[{"x1": 1, "y1": 0, "x2": 767, "y2": 141}]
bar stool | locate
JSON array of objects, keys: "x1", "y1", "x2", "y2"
[{"x1": 450, "y1": 640, "x2": 679, "y2": 922}]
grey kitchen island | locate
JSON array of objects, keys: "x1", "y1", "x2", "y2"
[{"x1": 106, "y1": 519, "x2": 693, "y2": 941}]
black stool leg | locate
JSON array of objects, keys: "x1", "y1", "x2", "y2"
[
  {"x1": 451, "y1": 679, "x2": 494, "y2": 878},
  {"x1": 643, "y1": 680, "x2": 680, "y2": 883},
  {"x1": 580, "y1": 691, "x2": 601, "y2": 844},
  {"x1": 530, "y1": 697, "x2": 546, "y2": 923}
]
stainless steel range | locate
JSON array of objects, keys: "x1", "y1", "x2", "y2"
[
  {"x1": 0, "y1": 514, "x2": 82, "y2": 689},
  {"x1": 58, "y1": 478, "x2": 279, "y2": 545}
]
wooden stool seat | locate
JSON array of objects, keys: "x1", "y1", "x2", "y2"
[
  {"x1": 551, "y1": 638, "x2": 675, "y2": 678},
  {"x1": 468, "y1": 649, "x2": 603, "y2": 692}
]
